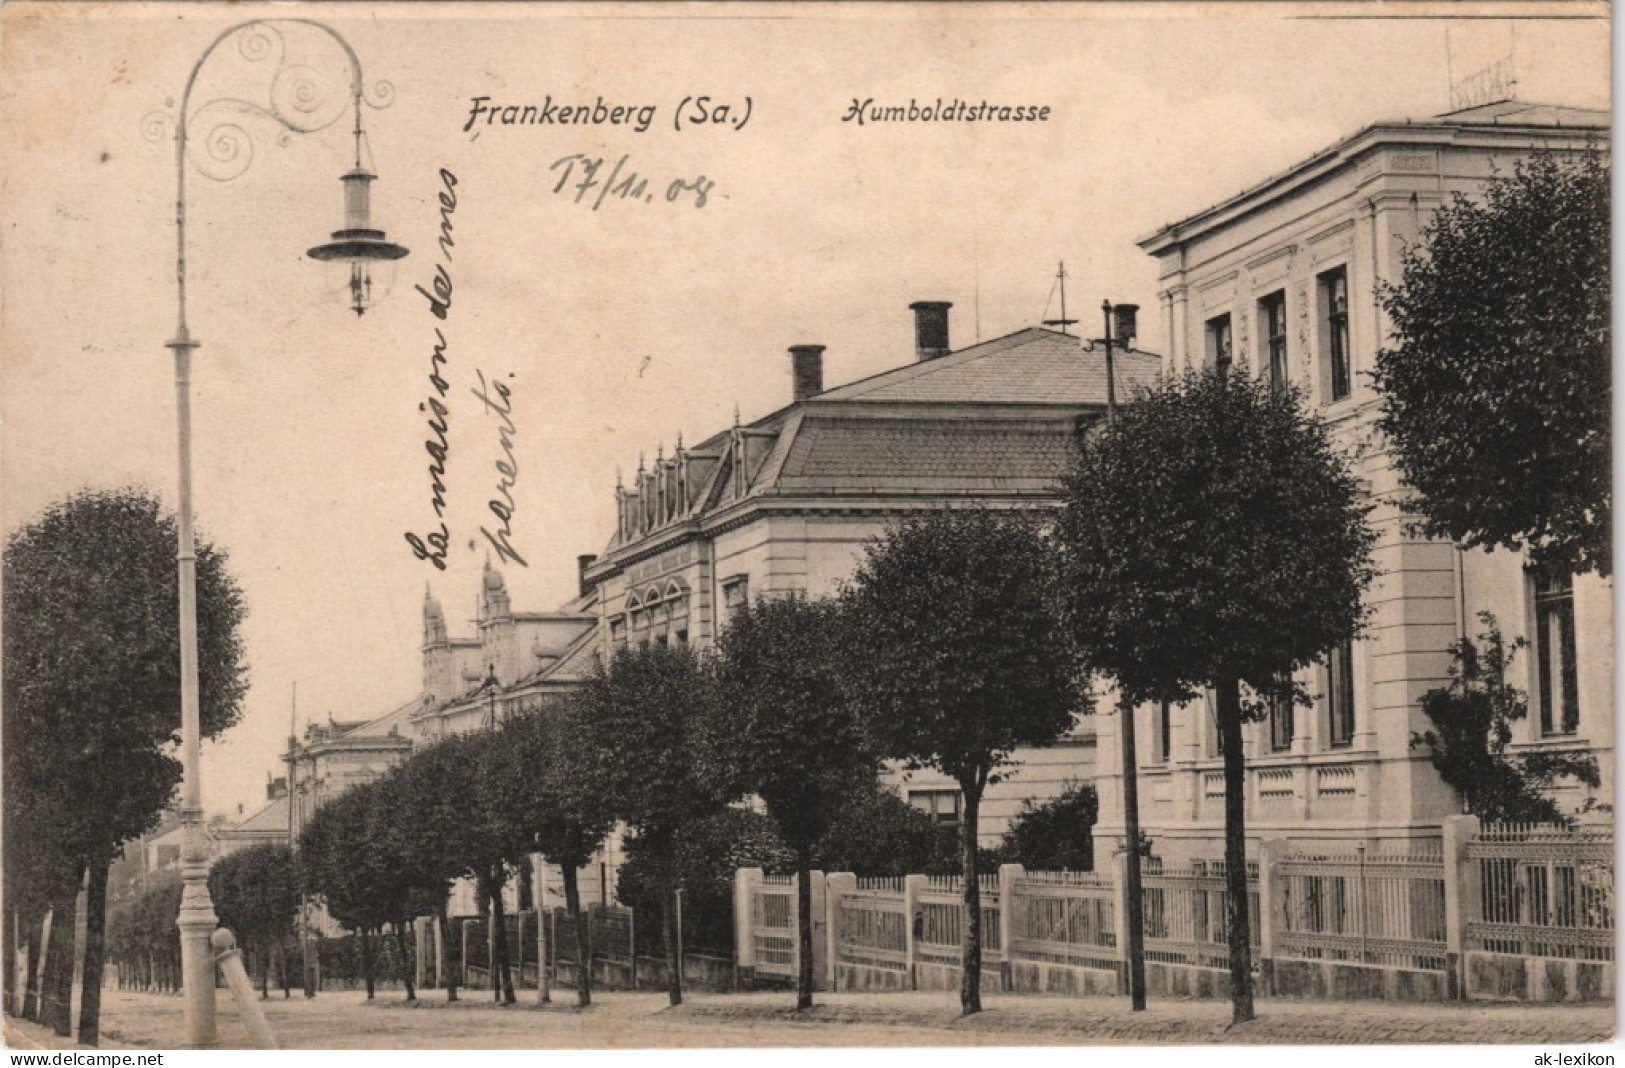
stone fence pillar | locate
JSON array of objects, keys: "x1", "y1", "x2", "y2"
[
  {"x1": 1257, "y1": 838, "x2": 1289, "y2": 996},
  {"x1": 903, "y1": 874, "x2": 928, "y2": 990},
  {"x1": 825, "y1": 872, "x2": 856, "y2": 992},
  {"x1": 1442, "y1": 814, "x2": 1480, "y2": 1000},
  {"x1": 734, "y1": 867, "x2": 763, "y2": 989},
  {"x1": 806, "y1": 871, "x2": 828, "y2": 991},
  {"x1": 998, "y1": 864, "x2": 1024, "y2": 991}
]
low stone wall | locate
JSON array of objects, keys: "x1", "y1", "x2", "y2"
[
  {"x1": 1145, "y1": 961, "x2": 1231, "y2": 999},
  {"x1": 835, "y1": 962, "x2": 909, "y2": 992},
  {"x1": 1008, "y1": 959, "x2": 1119, "y2": 997},
  {"x1": 1269, "y1": 959, "x2": 1446, "y2": 1001},
  {"x1": 912, "y1": 960, "x2": 1006, "y2": 994},
  {"x1": 1466, "y1": 952, "x2": 1613, "y2": 1003}
]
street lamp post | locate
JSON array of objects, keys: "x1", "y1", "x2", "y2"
[
  {"x1": 155, "y1": 20, "x2": 406, "y2": 1046},
  {"x1": 1098, "y1": 299, "x2": 1147, "y2": 1011}
]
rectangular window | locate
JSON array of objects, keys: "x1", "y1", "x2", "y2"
[
  {"x1": 1268, "y1": 692, "x2": 1294, "y2": 752},
  {"x1": 1320, "y1": 268, "x2": 1351, "y2": 401},
  {"x1": 1533, "y1": 566, "x2": 1579, "y2": 735},
  {"x1": 608, "y1": 616, "x2": 627, "y2": 651},
  {"x1": 721, "y1": 575, "x2": 750, "y2": 619},
  {"x1": 1260, "y1": 290, "x2": 1288, "y2": 391},
  {"x1": 1155, "y1": 700, "x2": 1172, "y2": 764},
  {"x1": 1206, "y1": 314, "x2": 1233, "y2": 377},
  {"x1": 1327, "y1": 640, "x2": 1355, "y2": 747},
  {"x1": 907, "y1": 789, "x2": 962, "y2": 827}
]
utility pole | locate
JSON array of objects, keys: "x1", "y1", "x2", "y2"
[
  {"x1": 288, "y1": 684, "x2": 315, "y2": 998},
  {"x1": 1100, "y1": 299, "x2": 1146, "y2": 1011}
]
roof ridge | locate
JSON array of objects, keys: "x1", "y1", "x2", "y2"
[{"x1": 818, "y1": 326, "x2": 1070, "y2": 402}]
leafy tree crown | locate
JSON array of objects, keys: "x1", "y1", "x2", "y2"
[
  {"x1": 712, "y1": 595, "x2": 875, "y2": 856},
  {"x1": 1057, "y1": 370, "x2": 1377, "y2": 709},
  {"x1": 1373, "y1": 148, "x2": 1610, "y2": 576},
  {"x1": 840, "y1": 507, "x2": 1082, "y2": 789}
]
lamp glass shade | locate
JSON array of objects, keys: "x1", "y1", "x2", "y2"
[{"x1": 307, "y1": 168, "x2": 409, "y2": 315}]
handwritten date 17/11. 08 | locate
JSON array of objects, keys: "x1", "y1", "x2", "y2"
[{"x1": 550, "y1": 153, "x2": 714, "y2": 211}]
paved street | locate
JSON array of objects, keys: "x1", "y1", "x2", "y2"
[{"x1": 4, "y1": 988, "x2": 1615, "y2": 1050}]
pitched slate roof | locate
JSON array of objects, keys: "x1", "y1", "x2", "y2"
[
  {"x1": 328, "y1": 699, "x2": 417, "y2": 742},
  {"x1": 775, "y1": 419, "x2": 1078, "y2": 495},
  {"x1": 819, "y1": 328, "x2": 1160, "y2": 405},
  {"x1": 594, "y1": 324, "x2": 1162, "y2": 560},
  {"x1": 1435, "y1": 101, "x2": 1608, "y2": 127},
  {"x1": 224, "y1": 796, "x2": 290, "y2": 835},
  {"x1": 539, "y1": 624, "x2": 603, "y2": 683}
]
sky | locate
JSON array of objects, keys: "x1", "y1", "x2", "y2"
[{"x1": 0, "y1": 1, "x2": 1610, "y2": 821}]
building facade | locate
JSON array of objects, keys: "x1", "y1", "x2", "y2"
[
  {"x1": 574, "y1": 300, "x2": 1161, "y2": 842},
  {"x1": 1089, "y1": 101, "x2": 1612, "y2": 860}
]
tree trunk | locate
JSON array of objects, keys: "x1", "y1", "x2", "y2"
[
  {"x1": 795, "y1": 856, "x2": 815, "y2": 1010},
  {"x1": 435, "y1": 905, "x2": 458, "y2": 1002},
  {"x1": 278, "y1": 937, "x2": 290, "y2": 998},
  {"x1": 41, "y1": 882, "x2": 78, "y2": 1036},
  {"x1": 3, "y1": 908, "x2": 16, "y2": 1016},
  {"x1": 394, "y1": 922, "x2": 416, "y2": 1001},
  {"x1": 1216, "y1": 675, "x2": 1255, "y2": 1024},
  {"x1": 299, "y1": 899, "x2": 316, "y2": 999},
  {"x1": 1120, "y1": 695, "x2": 1147, "y2": 1011},
  {"x1": 259, "y1": 937, "x2": 271, "y2": 999},
  {"x1": 659, "y1": 886, "x2": 681, "y2": 1007},
  {"x1": 535, "y1": 893, "x2": 549, "y2": 1005},
  {"x1": 24, "y1": 914, "x2": 43, "y2": 1021},
  {"x1": 957, "y1": 777, "x2": 983, "y2": 1017},
  {"x1": 490, "y1": 868, "x2": 516, "y2": 1005},
  {"x1": 360, "y1": 926, "x2": 376, "y2": 1000},
  {"x1": 76, "y1": 862, "x2": 108, "y2": 1046},
  {"x1": 562, "y1": 866, "x2": 591, "y2": 1007}
]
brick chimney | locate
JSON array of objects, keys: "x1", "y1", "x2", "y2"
[
  {"x1": 577, "y1": 553, "x2": 598, "y2": 597},
  {"x1": 910, "y1": 301, "x2": 952, "y2": 361},
  {"x1": 789, "y1": 344, "x2": 825, "y2": 401}
]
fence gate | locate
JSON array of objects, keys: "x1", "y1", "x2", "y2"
[
  {"x1": 751, "y1": 874, "x2": 797, "y2": 979},
  {"x1": 836, "y1": 879, "x2": 908, "y2": 980}
]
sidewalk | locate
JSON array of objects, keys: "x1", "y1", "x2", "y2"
[
  {"x1": 4, "y1": 988, "x2": 1616, "y2": 1050},
  {"x1": 667, "y1": 990, "x2": 1618, "y2": 1046}
]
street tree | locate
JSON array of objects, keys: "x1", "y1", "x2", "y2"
[
  {"x1": 457, "y1": 725, "x2": 540, "y2": 1006},
  {"x1": 713, "y1": 595, "x2": 874, "y2": 1009},
  {"x1": 208, "y1": 843, "x2": 299, "y2": 998},
  {"x1": 2, "y1": 488, "x2": 248, "y2": 1042},
  {"x1": 379, "y1": 738, "x2": 484, "y2": 1001},
  {"x1": 299, "y1": 779, "x2": 420, "y2": 1001},
  {"x1": 1411, "y1": 612, "x2": 1600, "y2": 823},
  {"x1": 498, "y1": 701, "x2": 616, "y2": 1006},
  {"x1": 1373, "y1": 149, "x2": 1610, "y2": 577},
  {"x1": 571, "y1": 643, "x2": 729, "y2": 1006},
  {"x1": 841, "y1": 507, "x2": 1081, "y2": 1016},
  {"x1": 1057, "y1": 370, "x2": 1376, "y2": 1023},
  {"x1": 105, "y1": 874, "x2": 183, "y2": 994}
]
